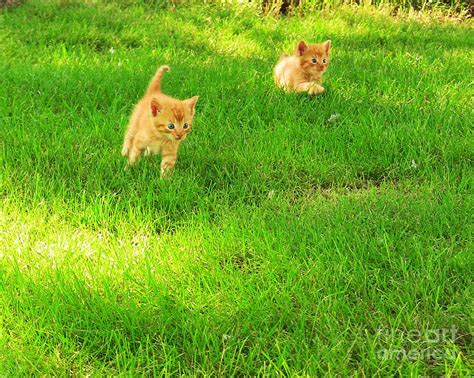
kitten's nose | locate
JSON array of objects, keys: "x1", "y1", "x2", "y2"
[{"x1": 176, "y1": 133, "x2": 183, "y2": 140}]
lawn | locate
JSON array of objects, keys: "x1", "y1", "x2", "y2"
[{"x1": 0, "y1": 0, "x2": 473, "y2": 375}]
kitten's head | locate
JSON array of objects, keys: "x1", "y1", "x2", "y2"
[
  {"x1": 150, "y1": 96, "x2": 199, "y2": 141},
  {"x1": 296, "y1": 40, "x2": 331, "y2": 74}
]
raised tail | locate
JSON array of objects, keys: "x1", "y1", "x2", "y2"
[{"x1": 145, "y1": 65, "x2": 170, "y2": 95}]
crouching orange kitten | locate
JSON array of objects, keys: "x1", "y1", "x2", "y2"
[
  {"x1": 121, "y1": 65, "x2": 198, "y2": 178},
  {"x1": 273, "y1": 40, "x2": 331, "y2": 95}
]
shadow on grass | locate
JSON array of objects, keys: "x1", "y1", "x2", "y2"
[{"x1": 2, "y1": 269, "x2": 235, "y2": 374}]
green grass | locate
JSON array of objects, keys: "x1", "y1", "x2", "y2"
[
  {"x1": 1, "y1": 0, "x2": 473, "y2": 375},
  {"x1": 228, "y1": 0, "x2": 471, "y2": 15}
]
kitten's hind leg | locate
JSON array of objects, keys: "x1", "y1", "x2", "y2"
[
  {"x1": 122, "y1": 132, "x2": 134, "y2": 157},
  {"x1": 127, "y1": 142, "x2": 145, "y2": 166}
]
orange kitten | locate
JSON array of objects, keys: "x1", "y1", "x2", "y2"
[
  {"x1": 121, "y1": 65, "x2": 198, "y2": 178},
  {"x1": 273, "y1": 40, "x2": 331, "y2": 95}
]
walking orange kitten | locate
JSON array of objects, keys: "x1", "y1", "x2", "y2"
[
  {"x1": 273, "y1": 40, "x2": 331, "y2": 95},
  {"x1": 121, "y1": 65, "x2": 198, "y2": 178}
]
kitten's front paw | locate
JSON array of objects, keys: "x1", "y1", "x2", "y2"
[
  {"x1": 160, "y1": 162, "x2": 175, "y2": 179},
  {"x1": 308, "y1": 83, "x2": 325, "y2": 95},
  {"x1": 160, "y1": 168, "x2": 173, "y2": 179}
]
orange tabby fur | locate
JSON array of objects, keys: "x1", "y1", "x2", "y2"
[
  {"x1": 273, "y1": 40, "x2": 331, "y2": 95},
  {"x1": 121, "y1": 65, "x2": 198, "y2": 178}
]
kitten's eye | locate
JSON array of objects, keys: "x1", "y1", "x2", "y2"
[
  {"x1": 167, "y1": 123, "x2": 175, "y2": 130},
  {"x1": 323, "y1": 58, "x2": 327, "y2": 64},
  {"x1": 311, "y1": 58, "x2": 317, "y2": 64},
  {"x1": 183, "y1": 123, "x2": 189, "y2": 129}
]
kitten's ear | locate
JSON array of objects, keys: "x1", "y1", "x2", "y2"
[
  {"x1": 296, "y1": 40, "x2": 307, "y2": 56},
  {"x1": 150, "y1": 98, "x2": 162, "y2": 117},
  {"x1": 323, "y1": 40, "x2": 331, "y2": 54},
  {"x1": 184, "y1": 96, "x2": 199, "y2": 116}
]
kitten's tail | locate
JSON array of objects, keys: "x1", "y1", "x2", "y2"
[{"x1": 146, "y1": 65, "x2": 170, "y2": 95}]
